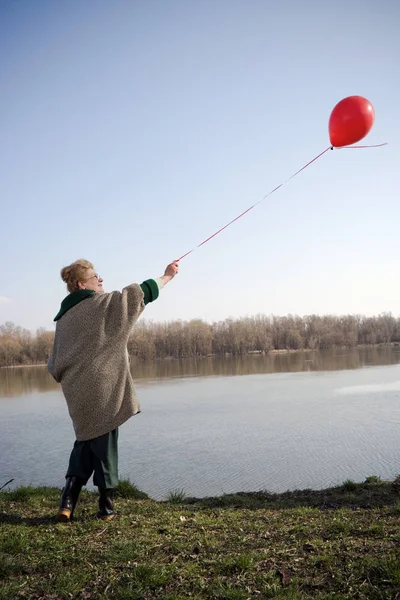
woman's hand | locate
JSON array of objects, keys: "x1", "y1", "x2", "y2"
[
  {"x1": 159, "y1": 262, "x2": 179, "y2": 287},
  {"x1": 164, "y1": 262, "x2": 179, "y2": 279}
]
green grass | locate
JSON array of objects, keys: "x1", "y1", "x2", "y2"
[
  {"x1": 1, "y1": 478, "x2": 400, "y2": 599},
  {"x1": 342, "y1": 479, "x2": 358, "y2": 491},
  {"x1": 115, "y1": 478, "x2": 149, "y2": 500},
  {"x1": 166, "y1": 488, "x2": 187, "y2": 504}
]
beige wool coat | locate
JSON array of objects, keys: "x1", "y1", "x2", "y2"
[{"x1": 48, "y1": 284, "x2": 146, "y2": 441}]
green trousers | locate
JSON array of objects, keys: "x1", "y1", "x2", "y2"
[{"x1": 66, "y1": 428, "x2": 119, "y2": 489}]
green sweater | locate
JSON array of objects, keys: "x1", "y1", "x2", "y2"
[{"x1": 54, "y1": 279, "x2": 160, "y2": 321}]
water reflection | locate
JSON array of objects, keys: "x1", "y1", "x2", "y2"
[
  {"x1": 1, "y1": 346, "x2": 400, "y2": 398},
  {"x1": 0, "y1": 365, "x2": 56, "y2": 398}
]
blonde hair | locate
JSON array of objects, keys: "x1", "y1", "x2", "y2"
[{"x1": 61, "y1": 259, "x2": 94, "y2": 293}]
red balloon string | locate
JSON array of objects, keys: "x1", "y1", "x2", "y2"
[
  {"x1": 338, "y1": 143, "x2": 388, "y2": 149},
  {"x1": 176, "y1": 142, "x2": 387, "y2": 262},
  {"x1": 287, "y1": 146, "x2": 333, "y2": 180}
]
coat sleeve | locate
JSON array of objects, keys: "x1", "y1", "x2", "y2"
[
  {"x1": 98, "y1": 283, "x2": 146, "y2": 336},
  {"x1": 140, "y1": 279, "x2": 160, "y2": 305}
]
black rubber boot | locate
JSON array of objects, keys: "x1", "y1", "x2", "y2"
[
  {"x1": 57, "y1": 476, "x2": 84, "y2": 522},
  {"x1": 97, "y1": 488, "x2": 115, "y2": 521}
]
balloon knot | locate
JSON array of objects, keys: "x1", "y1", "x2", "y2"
[{"x1": 330, "y1": 146, "x2": 334, "y2": 150}]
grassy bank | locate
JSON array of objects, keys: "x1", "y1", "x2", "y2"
[{"x1": 1, "y1": 478, "x2": 400, "y2": 599}]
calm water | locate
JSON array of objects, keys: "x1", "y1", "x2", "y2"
[{"x1": 1, "y1": 347, "x2": 400, "y2": 499}]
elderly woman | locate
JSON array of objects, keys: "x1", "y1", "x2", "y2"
[{"x1": 48, "y1": 258, "x2": 178, "y2": 522}]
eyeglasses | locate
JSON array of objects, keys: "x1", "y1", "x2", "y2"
[{"x1": 85, "y1": 273, "x2": 101, "y2": 281}]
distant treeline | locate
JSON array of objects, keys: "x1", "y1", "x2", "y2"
[
  {"x1": 0, "y1": 323, "x2": 54, "y2": 368},
  {"x1": 1, "y1": 313, "x2": 400, "y2": 367}
]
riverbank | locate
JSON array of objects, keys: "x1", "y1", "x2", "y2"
[
  {"x1": 1, "y1": 343, "x2": 398, "y2": 370},
  {"x1": 1, "y1": 478, "x2": 400, "y2": 599}
]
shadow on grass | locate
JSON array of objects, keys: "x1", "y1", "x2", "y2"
[
  {"x1": 0, "y1": 513, "x2": 56, "y2": 526},
  {"x1": 0, "y1": 485, "x2": 86, "y2": 527},
  {"x1": 184, "y1": 479, "x2": 400, "y2": 511},
  {"x1": 0, "y1": 479, "x2": 151, "y2": 527}
]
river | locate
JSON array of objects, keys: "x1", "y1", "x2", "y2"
[{"x1": 1, "y1": 346, "x2": 400, "y2": 499}]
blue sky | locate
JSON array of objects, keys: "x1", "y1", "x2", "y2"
[{"x1": 0, "y1": 0, "x2": 399, "y2": 331}]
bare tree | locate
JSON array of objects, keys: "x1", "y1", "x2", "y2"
[{"x1": 2, "y1": 313, "x2": 400, "y2": 366}]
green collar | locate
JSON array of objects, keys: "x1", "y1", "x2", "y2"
[{"x1": 54, "y1": 290, "x2": 95, "y2": 321}]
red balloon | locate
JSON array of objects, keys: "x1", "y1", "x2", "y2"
[{"x1": 328, "y1": 96, "x2": 375, "y2": 147}]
